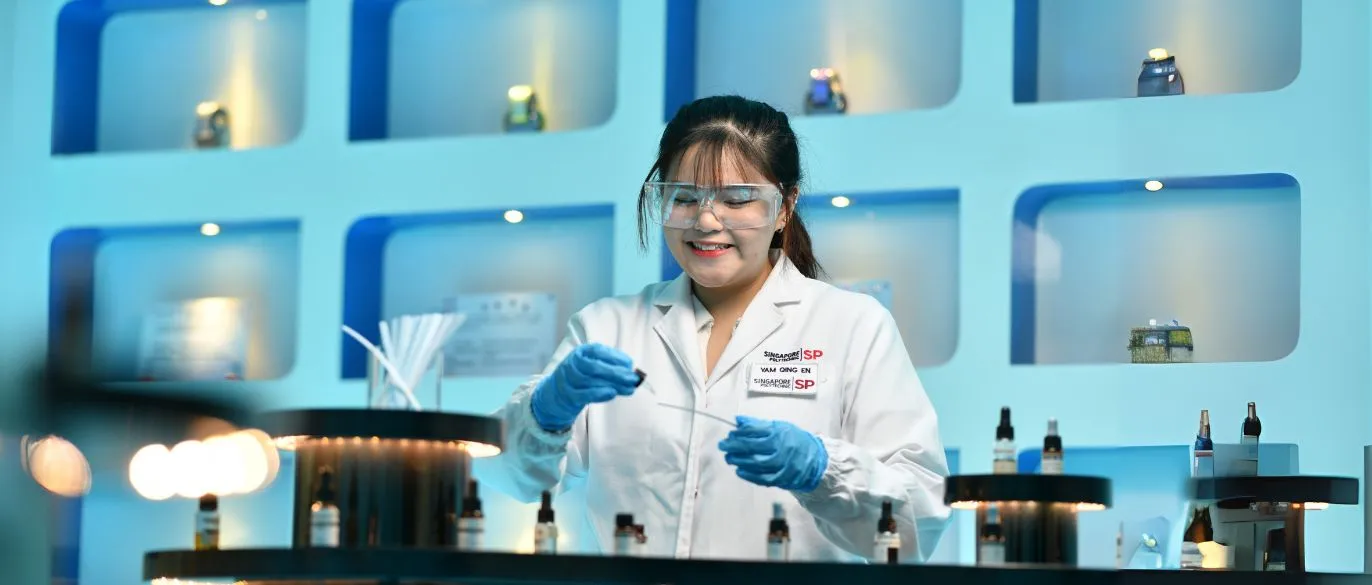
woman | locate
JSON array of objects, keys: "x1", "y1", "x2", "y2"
[{"x1": 475, "y1": 95, "x2": 949, "y2": 562}]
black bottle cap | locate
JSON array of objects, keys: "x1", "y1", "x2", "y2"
[
  {"x1": 997, "y1": 407, "x2": 1014, "y2": 440},
  {"x1": 1243, "y1": 402, "x2": 1262, "y2": 437},
  {"x1": 538, "y1": 490, "x2": 555, "y2": 523},
  {"x1": 634, "y1": 369, "x2": 646, "y2": 387},
  {"x1": 876, "y1": 500, "x2": 895, "y2": 533},
  {"x1": 616, "y1": 513, "x2": 634, "y2": 529},
  {"x1": 1043, "y1": 418, "x2": 1062, "y2": 452},
  {"x1": 199, "y1": 494, "x2": 218, "y2": 511},
  {"x1": 316, "y1": 469, "x2": 336, "y2": 504},
  {"x1": 461, "y1": 479, "x2": 481, "y2": 513}
]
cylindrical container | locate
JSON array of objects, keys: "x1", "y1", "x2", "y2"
[
  {"x1": 288, "y1": 437, "x2": 472, "y2": 548},
  {"x1": 368, "y1": 352, "x2": 443, "y2": 411},
  {"x1": 1137, "y1": 55, "x2": 1185, "y2": 97},
  {"x1": 977, "y1": 502, "x2": 1079, "y2": 566}
]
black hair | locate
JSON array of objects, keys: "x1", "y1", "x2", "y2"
[{"x1": 637, "y1": 95, "x2": 822, "y2": 279}]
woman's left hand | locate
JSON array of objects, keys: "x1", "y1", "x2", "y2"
[{"x1": 718, "y1": 415, "x2": 829, "y2": 492}]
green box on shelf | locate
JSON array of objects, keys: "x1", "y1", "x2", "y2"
[{"x1": 1128, "y1": 319, "x2": 1194, "y2": 364}]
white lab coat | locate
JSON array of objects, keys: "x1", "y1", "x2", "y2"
[{"x1": 474, "y1": 254, "x2": 950, "y2": 562}]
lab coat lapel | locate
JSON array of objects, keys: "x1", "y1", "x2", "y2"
[
  {"x1": 704, "y1": 256, "x2": 802, "y2": 391},
  {"x1": 652, "y1": 273, "x2": 706, "y2": 394}
]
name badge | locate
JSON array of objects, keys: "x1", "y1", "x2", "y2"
[{"x1": 747, "y1": 362, "x2": 820, "y2": 396}]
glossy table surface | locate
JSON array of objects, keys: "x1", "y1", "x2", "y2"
[{"x1": 145, "y1": 548, "x2": 1372, "y2": 585}]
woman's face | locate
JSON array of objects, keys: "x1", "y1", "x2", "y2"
[{"x1": 663, "y1": 146, "x2": 787, "y2": 290}]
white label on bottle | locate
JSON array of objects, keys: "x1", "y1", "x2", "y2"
[
  {"x1": 978, "y1": 542, "x2": 1005, "y2": 566},
  {"x1": 873, "y1": 533, "x2": 900, "y2": 563},
  {"x1": 195, "y1": 513, "x2": 220, "y2": 549},
  {"x1": 1180, "y1": 542, "x2": 1203, "y2": 569},
  {"x1": 310, "y1": 508, "x2": 340, "y2": 547},
  {"x1": 457, "y1": 518, "x2": 483, "y2": 551},
  {"x1": 1041, "y1": 456, "x2": 1063, "y2": 475},
  {"x1": 534, "y1": 523, "x2": 557, "y2": 554},
  {"x1": 614, "y1": 533, "x2": 634, "y2": 556},
  {"x1": 992, "y1": 459, "x2": 1016, "y2": 474},
  {"x1": 767, "y1": 539, "x2": 789, "y2": 561}
]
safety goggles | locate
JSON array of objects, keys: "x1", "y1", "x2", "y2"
[{"x1": 643, "y1": 182, "x2": 784, "y2": 230}]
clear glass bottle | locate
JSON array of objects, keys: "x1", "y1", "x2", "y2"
[
  {"x1": 533, "y1": 490, "x2": 557, "y2": 554},
  {"x1": 309, "y1": 468, "x2": 340, "y2": 547},
  {"x1": 1041, "y1": 418, "x2": 1063, "y2": 474},
  {"x1": 766, "y1": 503, "x2": 790, "y2": 561},
  {"x1": 993, "y1": 407, "x2": 1016, "y2": 474}
]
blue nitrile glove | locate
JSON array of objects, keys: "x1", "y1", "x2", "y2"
[
  {"x1": 718, "y1": 415, "x2": 829, "y2": 492},
  {"x1": 530, "y1": 343, "x2": 641, "y2": 431}
]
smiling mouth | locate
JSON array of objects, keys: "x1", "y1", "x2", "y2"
[{"x1": 689, "y1": 242, "x2": 734, "y2": 251}]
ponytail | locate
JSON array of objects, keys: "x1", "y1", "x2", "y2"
[{"x1": 771, "y1": 195, "x2": 823, "y2": 280}]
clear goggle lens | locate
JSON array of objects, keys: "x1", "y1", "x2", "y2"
[{"x1": 644, "y1": 182, "x2": 782, "y2": 230}]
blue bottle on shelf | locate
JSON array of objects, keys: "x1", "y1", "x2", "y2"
[{"x1": 1137, "y1": 48, "x2": 1185, "y2": 97}]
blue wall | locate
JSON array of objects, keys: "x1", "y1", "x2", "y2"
[{"x1": 0, "y1": 1, "x2": 1369, "y2": 583}]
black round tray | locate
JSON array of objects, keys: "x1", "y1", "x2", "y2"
[
  {"x1": 1187, "y1": 475, "x2": 1359, "y2": 505},
  {"x1": 254, "y1": 408, "x2": 504, "y2": 448},
  {"x1": 945, "y1": 474, "x2": 1112, "y2": 507}
]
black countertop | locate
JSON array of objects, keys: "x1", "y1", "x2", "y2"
[{"x1": 144, "y1": 548, "x2": 1372, "y2": 585}]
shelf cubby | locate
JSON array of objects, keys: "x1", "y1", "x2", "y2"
[
  {"x1": 1010, "y1": 173, "x2": 1300, "y2": 365},
  {"x1": 660, "y1": 189, "x2": 959, "y2": 367},
  {"x1": 665, "y1": 0, "x2": 962, "y2": 121},
  {"x1": 341, "y1": 205, "x2": 615, "y2": 381},
  {"x1": 1014, "y1": 0, "x2": 1302, "y2": 103},
  {"x1": 53, "y1": 0, "x2": 308, "y2": 155},
  {"x1": 349, "y1": 0, "x2": 619, "y2": 141},
  {"x1": 49, "y1": 219, "x2": 301, "y2": 382}
]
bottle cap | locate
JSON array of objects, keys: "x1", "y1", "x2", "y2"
[
  {"x1": 769, "y1": 502, "x2": 788, "y2": 534},
  {"x1": 634, "y1": 369, "x2": 647, "y2": 387},
  {"x1": 462, "y1": 479, "x2": 482, "y2": 513},
  {"x1": 1043, "y1": 418, "x2": 1062, "y2": 453},
  {"x1": 317, "y1": 468, "x2": 336, "y2": 503},
  {"x1": 538, "y1": 490, "x2": 555, "y2": 523},
  {"x1": 876, "y1": 500, "x2": 895, "y2": 533},
  {"x1": 616, "y1": 513, "x2": 634, "y2": 528},
  {"x1": 996, "y1": 407, "x2": 1014, "y2": 440},
  {"x1": 199, "y1": 494, "x2": 218, "y2": 511},
  {"x1": 1243, "y1": 402, "x2": 1262, "y2": 437}
]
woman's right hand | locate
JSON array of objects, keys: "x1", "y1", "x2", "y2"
[{"x1": 530, "y1": 343, "x2": 641, "y2": 431}]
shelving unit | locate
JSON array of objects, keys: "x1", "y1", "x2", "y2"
[
  {"x1": 49, "y1": 219, "x2": 301, "y2": 382},
  {"x1": 1010, "y1": 173, "x2": 1300, "y2": 365},
  {"x1": 53, "y1": 0, "x2": 308, "y2": 155},
  {"x1": 666, "y1": 0, "x2": 962, "y2": 120},
  {"x1": 1014, "y1": 0, "x2": 1302, "y2": 103},
  {"x1": 341, "y1": 205, "x2": 615, "y2": 379},
  {"x1": 350, "y1": 0, "x2": 619, "y2": 141}
]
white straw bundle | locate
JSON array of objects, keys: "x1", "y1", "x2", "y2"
[{"x1": 341, "y1": 312, "x2": 467, "y2": 409}]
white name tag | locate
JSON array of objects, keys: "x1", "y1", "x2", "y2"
[{"x1": 747, "y1": 362, "x2": 820, "y2": 396}]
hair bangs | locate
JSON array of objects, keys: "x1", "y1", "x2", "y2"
[{"x1": 664, "y1": 124, "x2": 776, "y2": 189}]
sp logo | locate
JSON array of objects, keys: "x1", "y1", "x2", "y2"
[
  {"x1": 795, "y1": 379, "x2": 816, "y2": 390},
  {"x1": 802, "y1": 349, "x2": 824, "y2": 360}
]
